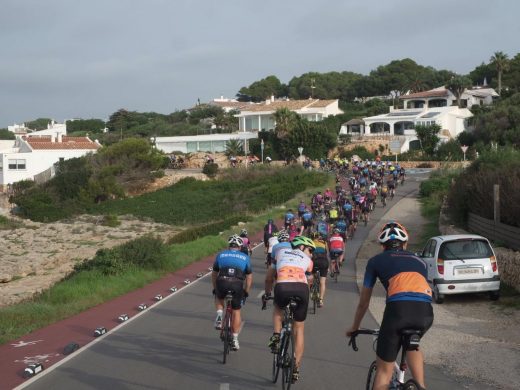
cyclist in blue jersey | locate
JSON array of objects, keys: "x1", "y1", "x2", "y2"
[
  {"x1": 284, "y1": 209, "x2": 295, "y2": 229},
  {"x1": 346, "y1": 222, "x2": 433, "y2": 390},
  {"x1": 271, "y1": 230, "x2": 291, "y2": 259},
  {"x1": 212, "y1": 234, "x2": 253, "y2": 351},
  {"x1": 301, "y1": 208, "x2": 314, "y2": 235},
  {"x1": 334, "y1": 217, "x2": 348, "y2": 240}
]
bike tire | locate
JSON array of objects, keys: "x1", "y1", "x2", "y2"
[
  {"x1": 282, "y1": 331, "x2": 296, "y2": 390},
  {"x1": 402, "y1": 378, "x2": 421, "y2": 390},
  {"x1": 311, "y1": 283, "x2": 317, "y2": 315},
  {"x1": 272, "y1": 349, "x2": 281, "y2": 383},
  {"x1": 222, "y1": 312, "x2": 231, "y2": 364},
  {"x1": 366, "y1": 360, "x2": 377, "y2": 390},
  {"x1": 334, "y1": 261, "x2": 339, "y2": 283}
]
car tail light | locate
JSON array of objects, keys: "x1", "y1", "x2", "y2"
[
  {"x1": 437, "y1": 258, "x2": 444, "y2": 275},
  {"x1": 490, "y1": 256, "x2": 497, "y2": 272}
]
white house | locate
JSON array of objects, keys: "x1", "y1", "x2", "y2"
[
  {"x1": 235, "y1": 97, "x2": 343, "y2": 132},
  {"x1": 208, "y1": 97, "x2": 252, "y2": 113},
  {"x1": 8, "y1": 120, "x2": 67, "y2": 136},
  {"x1": 153, "y1": 132, "x2": 258, "y2": 154},
  {"x1": 0, "y1": 134, "x2": 101, "y2": 190},
  {"x1": 340, "y1": 86, "x2": 497, "y2": 152}
]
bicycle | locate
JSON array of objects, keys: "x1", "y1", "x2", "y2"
[
  {"x1": 348, "y1": 328, "x2": 424, "y2": 390},
  {"x1": 381, "y1": 195, "x2": 387, "y2": 207},
  {"x1": 262, "y1": 295, "x2": 299, "y2": 389},
  {"x1": 310, "y1": 271, "x2": 321, "y2": 314},
  {"x1": 220, "y1": 291, "x2": 235, "y2": 364},
  {"x1": 390, "y1": 188, "x2": 395, "y2": 201},
  {"x1": 329, "y1": 252, "x2": 340, "y2": 283}
]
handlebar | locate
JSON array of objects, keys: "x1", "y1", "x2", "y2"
[
  {"x1": 261, "y1": 294, "x2": 273, "y2": 310},
  {"x1": 348, "y1": 329, "x2": 379, "y2": 352}
]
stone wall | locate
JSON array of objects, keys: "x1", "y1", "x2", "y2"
[{"x1": 439, "y1": 200, "x2": 520, "y2": 292}]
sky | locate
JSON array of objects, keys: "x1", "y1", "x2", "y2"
[{"x1": 1, "y1": 0, "x2": 519, "y2": 127}]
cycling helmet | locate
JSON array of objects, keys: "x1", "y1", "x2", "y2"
[
  {"x1": 378, "y1": 221, "x2": 408, "y2": 247},
  {"x1": 310, "y1": 231, "x2": 320, "y2": 239},
  {"x1": 333, "y1": 228, "x2": 340, "y2": 234},
  {"x1": 228, "y1": 234, "x2": 244, "y2": 247},
  {"x1": 240, "y1": 229, "x2": 248, "y2": 237},
  {"x1": 278, "y1": 230, "x2": 290, "y2": 242},
  {"x1": 291, "y1": 235, "x2": 316, "y2": 250}
]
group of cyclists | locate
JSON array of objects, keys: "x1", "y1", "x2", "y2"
[{"x1": 211, "y1": 159, "x2": 433, "y2": 390}]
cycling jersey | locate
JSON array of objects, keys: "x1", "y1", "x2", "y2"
[
  {"x1": 363, "y1": 249, "x2": 432, "y2": 303},
  {"x1": 316, "y1": 221, "x2": 329, "y2": 237},
  {"x1": 302, "y1": 211, "x2": 313, "y2": 222},
  {"x1": 273, "y1": 248, "x2": 313, "y2": 284},
  {"x1": 329, "y1": 234, "x2": 344, "y2": 251},
  {"x1": 267, "y1": 236, "x2": 279, "y2": 254},
  {"x1": 285, "y1": 212, "x2": 295, "y2": 224},
  {"x1": 335, "y1": 220, "x2": 347, "y2": 232},
  {"x1": 313, "y1": 239, "x2": 328, "y2": 254},
  {"x1": 329, "y1": 209, "x2": 338, "y2": 219},
  {"x1": 271, "y1": 241, "x2": 292, "y2": 259},
  {"x1": 213, "y1": 249, "x2": 252, "y2": 280}
]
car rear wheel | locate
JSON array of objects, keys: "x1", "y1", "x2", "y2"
[
  {"x1": 489, "y1": 291, "x2": 500, "y2": 301},
  {"x1": 433, "y1": 284, "x2": 444, "y2": 304}
]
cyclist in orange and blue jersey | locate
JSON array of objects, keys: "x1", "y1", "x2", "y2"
[{"x1": 346, "y1": 222, "x2": 433, "y2": 390}]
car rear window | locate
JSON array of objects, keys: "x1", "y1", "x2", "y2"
[{"x1": 439, "y1": 239, "x2": 493, "y2": 260}]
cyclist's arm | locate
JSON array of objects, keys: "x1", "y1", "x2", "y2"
[
  {"x1": 348, "y1": 286, "x2": 373, "y2": 333},
  {"x1": 245, "y1": 273, "x2": 253, "y2": 294},
  {"x1": 211, "y1": 270, "x2": 218, "y2": 291}
]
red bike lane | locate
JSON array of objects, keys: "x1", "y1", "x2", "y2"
[{"x1": 0, "y1": 227, "x2": 270, "y2": 390}]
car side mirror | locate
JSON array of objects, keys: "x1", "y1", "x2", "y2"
[{"x1": 414, "y1": 252, "x2": 422, "y2": 257}]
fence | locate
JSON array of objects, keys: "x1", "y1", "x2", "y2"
[{"x1": 468, "y1": 213, "x2": 520, "y2": 251}]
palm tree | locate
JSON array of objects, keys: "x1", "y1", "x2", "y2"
[
  {"x1": 490, "y1": 51, "x2": 510, "y2": 95},
  {"x1": 273, "y1": 108, "x2": 298, "y2": 139},
  {"x1": 446, "y1": 76, "x2": 472, "y2": 107},
  {"x1": 224, "y1": 139, "x2": 243, "y2": 157}
]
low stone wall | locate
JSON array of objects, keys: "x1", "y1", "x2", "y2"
[{"x1": 439, "y1": 201, "x2": 520, "y2": 292}]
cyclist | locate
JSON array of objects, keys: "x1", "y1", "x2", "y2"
[
  {"x1": 239, "y1": 229, "x2": 252, "y2": 256},
  {"x1": 265, "y1": 232, "x2": 279, "y2": 267},
  {"x1": 329, "y1": 205, "x2": 339, "y2": 225},
  {"x1": 263, "y1": 218, "x2": 278, "y2": 248},
  {"x1": 387, "y1": 176, "x2": 396, "y2": 198},
  {"x1": 264, "y1": 235, "x2": 316, "y2": 384},
  {"x1": 335, "y1": 216, "x2": 349, "y2": 241},
  {"x1": 271, "y1": 230, "x2": 291, "y2": 259},
  {"x1": 329, "y1": 228, "x2": 345, "y2": 267},
  {"x1": 380, "y1": 184, "x2": 389, "y2": 205},
  {"x1": 311, "y1": 232, "x2": 329, "y2": 307},
  {"x1": 212, "y1": 235, "x2": 253, "y2": 351},
  {"x1": 316, "y1": 216, "x2": 329, "y2": 239},
  {"x1": 297, "y1": 200, "x2": 306, "y2": 221},
  {"x1": 284, "y1": 209, "x2": 295, "y2": 229},
  {"x1": 346, "y1": 222, "x2": 433, "y2": 390},
  {"x1": 301, "y1": 208, "x2": 314, "y2": 236}
]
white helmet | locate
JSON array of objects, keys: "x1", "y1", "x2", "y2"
[
  {"x1": 228, "y1": 234, "x2": 243, "y2": 247},
  {"x1": 378, "y1": 221, "x2": 408, "y2": 245},
  {"x1": 278, "y1": 230, "x2": 290, "y2": 242}
]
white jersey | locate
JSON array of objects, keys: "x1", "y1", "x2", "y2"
[
  {"x1": 273, "y1": 248, "x2": 313, "y2": 284},
  {"x1": 267, "y1": 236, "x2": 279, "y2": 254}
]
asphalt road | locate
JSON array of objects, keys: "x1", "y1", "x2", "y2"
[{"x1": 20, "y1": 170, "x2": 464, "y2": 390}]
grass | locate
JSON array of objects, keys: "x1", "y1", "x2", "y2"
[{"x1": 0, "y1": 173, "x2": 334, "y2": 345}]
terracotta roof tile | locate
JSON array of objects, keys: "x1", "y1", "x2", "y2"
[
  {"x1": 239, "y1": 99, "x2": 337, "y2": 113},
  {"x1": 26, "y1": 136, "x2": 100, "y2": 150},
  {"x1": 400, "y1": 89, "x2": 449, "y2": 99}
]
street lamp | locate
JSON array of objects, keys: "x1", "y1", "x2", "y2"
[{"x1": 261, "y1": 139, "x2": 265, "y2": 163}]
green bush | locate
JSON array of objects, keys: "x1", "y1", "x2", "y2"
[
  {"x1": 169, "y1": 215, "x2": 252, "y2": 244},
  {"x1": 102, "y1": 214, "x2": 121, "y2": 227},
  {"x1": 75, "y1": 235, "x2": 167, "y2": 275},
  {"x1": 202, "y1": 162, "x2": 219, "y2": 178},
  {"x1": 339, "y1": 146, "x2": 375, "y2": 160}
]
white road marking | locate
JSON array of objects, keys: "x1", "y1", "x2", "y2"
[
  {"x1": 11, "y1": 340, "x2": 43, "y2": 348},
  {"x1": 219, "y1": 384, "x2": 230, "y2": 390}
]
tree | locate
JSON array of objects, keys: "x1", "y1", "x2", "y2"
[
  {"x1": 415, "y1": 123, "x2": 441, "y2": 156},
  {"x1": 25, "y1": 118, "x2": 53, "y2": 131},
  {"x1": 445, "y1": 76, "x2": 472, "y2": 107},
  {"x1": 66, "y1": 119, "x2": 105, "y2": 134},
  {"x1": 238, "y1": 75, "x2": 287, "y2": 101},
  {"x1": 273, "y1": 108, "x2": 298, "y2": 139},
  {"x1": 502, "y1": 53, "x2": 520, "y2": 94},
  {"x1": 0, "y1": 129, "x2": 15, "y2": 140},
  {"x1": 224, "y1": 139, "x2": 244, "y2": 157},
  {"x1": 490, "y1": 51, "x2": 510, "y2": 95}
]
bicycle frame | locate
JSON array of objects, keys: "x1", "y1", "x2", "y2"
[{"x1": 220, "y1": 292, "x2": 234, "y2": 364}]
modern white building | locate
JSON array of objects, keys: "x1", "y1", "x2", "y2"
[
  {"x1": 208, "y1": 97, "x2": 252, "y2": 113},
  {"x1": 340, "y1": 86, "x2": 497, "y2": 152},
  {"x1": 153, "y1": 132, "x2": 258, "y2": 154},
  {"x1": 0, "y1": 134, "x2": 101, "y2": 190},
  {"x1": 7, "y1": 120, "x2": 67, "y2": 136},
  {"x1": 235, "y1": 97, "x2": 343, "y2": 132}
]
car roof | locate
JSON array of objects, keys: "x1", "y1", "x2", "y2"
[{"x1": 431, "y1": 234, "x2": 489, "y2": 242}]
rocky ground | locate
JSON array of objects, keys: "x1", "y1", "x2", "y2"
[{"x1": 355, "y1": 191, "x2": 520, "y2": 390}]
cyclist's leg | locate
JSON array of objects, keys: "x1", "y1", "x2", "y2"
[
  {"x1": 319, "y1": 274, "x2": 327, "y2": 301},
  {"x1": 373, "y1": 357, "x2": 396, "y2": 390},
  {"x1": 293, "y1": 321, "x2": 305, "y2": 368},
  {"x1": 407, "y1": 350, "x2": 426, "y2": 389}
]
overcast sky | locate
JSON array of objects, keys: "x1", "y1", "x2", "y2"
[{"x1": 1, "y1": 0, "x2": 519, "y2": 127}]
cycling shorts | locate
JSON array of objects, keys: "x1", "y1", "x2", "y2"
[
  {"x1": 388, "y1": 183, "x2": 395, "y2": 189},
  {"x1": 274, "y1": 282, "x2": 309, "y2": 322},
  {"x1": 330, "y1": 249, "x2": 343, "y2": 259},
  {"x1": 312, "y1": 253, "x2": 329, "y2": 278},
  {"x1": 303, "y1": 220, "x2": 313, "y2": 228},
  {"x1": 377, "y1": 301, "x2": 434, "y2": 362},
  {"x1": 266, "y1": 253, "x2": 273, "y2": 266},
  {"x1": 216, "y1": 277, "x2": 245, "y2": 310}
]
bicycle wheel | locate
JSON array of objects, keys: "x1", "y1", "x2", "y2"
[
  {"x1": 222, "y1": 311, "x2": 231, "y2": 364},
  {"x1": 311, "y1": 283, "x2": 317, "y2": 314},
  {"x1": 334, "y1": 261, "x2": 339, "y2": 283},
  {"x1": 282, "y1": 331, "x2": 295, "y2": 390},
  {"x1": 366, "y1": 360, "x2": 377, "y2": 390},
  {"x1": 272, "y1": 349, "x2": 281, "y2": 383},
  {"x1": 402, "y1": 379, "x2": 421, "y2": 390}
]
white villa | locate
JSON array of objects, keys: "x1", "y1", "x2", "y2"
[
  {"x1": 235, "y1": 97, "x2": 343, "y2": 132},
  {"x1": 153, "y1": 132, "x2": 258, "y2": 154},
  {"x1": 340, "y1": 86, "x2": 498, "y2": 152},
  {"x1": 0, "y1": 128, "x2": 101, "y2": 190}
]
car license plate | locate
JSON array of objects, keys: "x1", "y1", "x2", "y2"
[{"x1": 457, "y1": 268, "x2": 480, "y2": 275}]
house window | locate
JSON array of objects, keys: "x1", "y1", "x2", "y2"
[{"x1": 8, "y1": 159, "x2": 26, "y2": 170}]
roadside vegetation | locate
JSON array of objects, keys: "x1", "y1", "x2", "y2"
[{"x1": 0, "y1": 168, "x2": 333, "y2": 344}]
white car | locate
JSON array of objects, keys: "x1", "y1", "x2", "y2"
[{"x1": 419, "y1": 234, "x2": 500, "y2": 303}]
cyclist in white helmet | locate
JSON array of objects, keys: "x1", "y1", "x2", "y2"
[{"x1": 346, "y1": 221, "x2": 433, "y2": 390}]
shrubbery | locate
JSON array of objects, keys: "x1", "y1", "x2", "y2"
[
  {"x1": 74, "y1": 235, "x2": 167, "y2": 275},
  {"x1": 447, "y1": 149, "x2": 520, "y2": 227},
  {"x1": 169, "y1": 215, "x2": 251, "y2": 244}
]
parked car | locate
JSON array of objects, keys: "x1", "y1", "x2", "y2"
[{"x1": 418, "y1": 234, "x2": 500, "y2": 303}]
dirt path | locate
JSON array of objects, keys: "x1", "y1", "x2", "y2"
[{"x1": 355, "y1": 189, "x2": 520, "y2": 390}]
